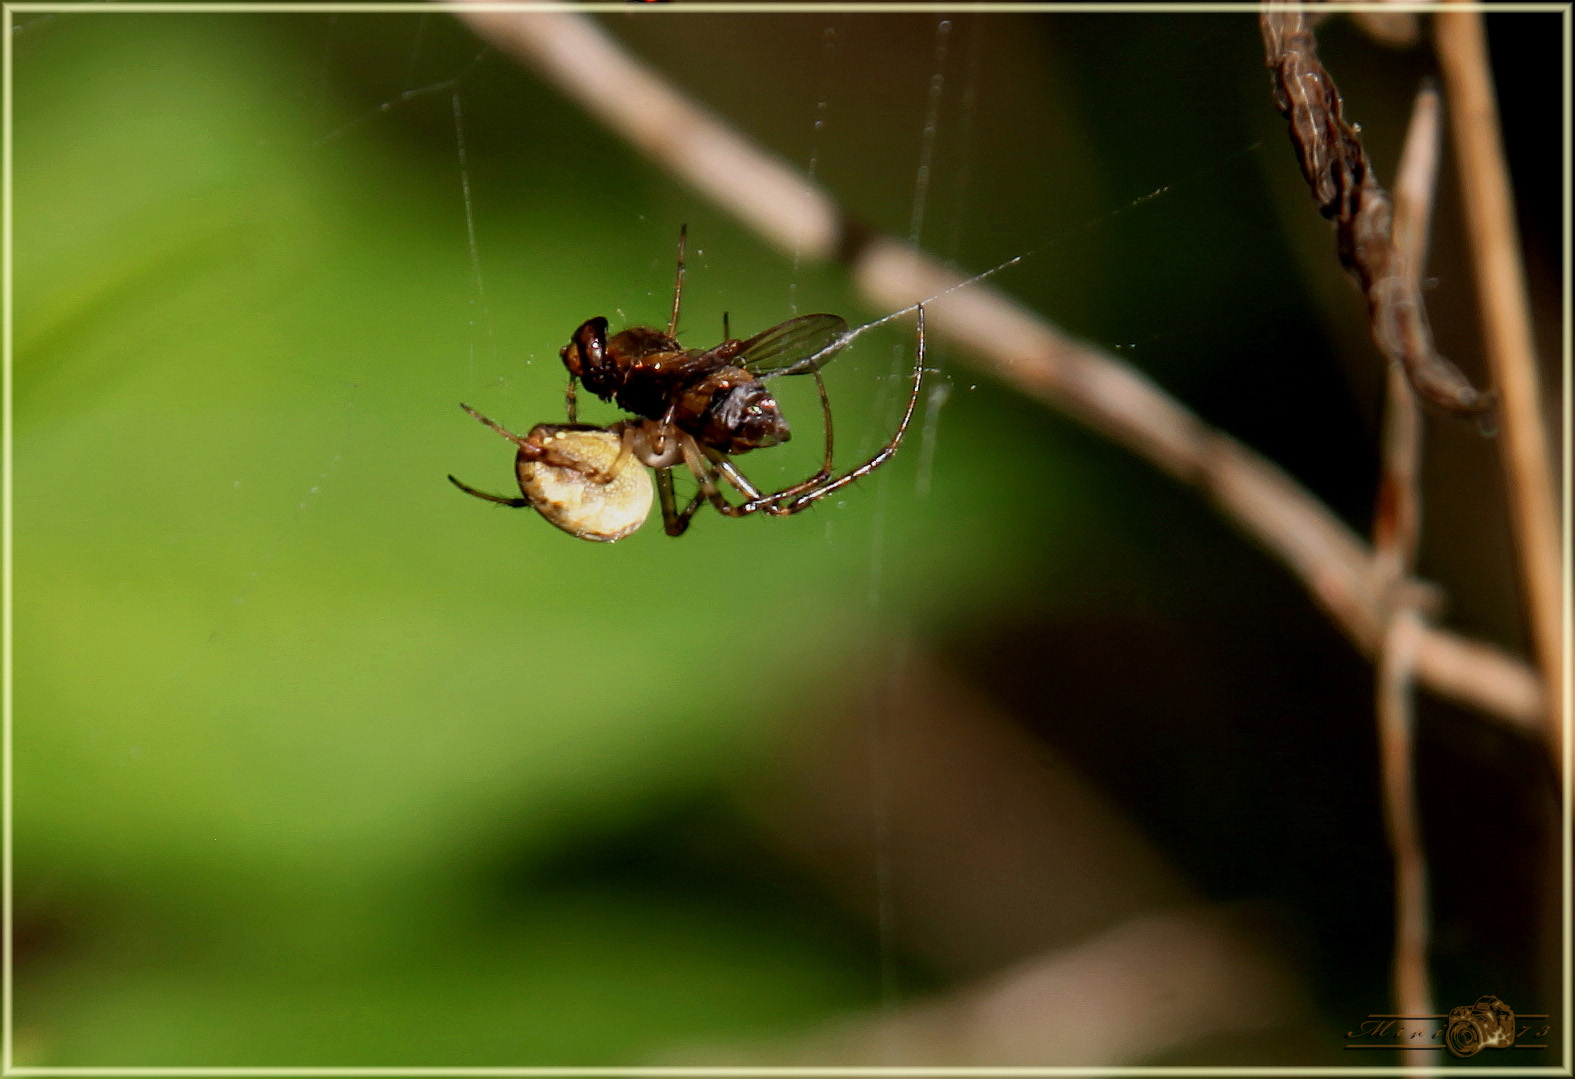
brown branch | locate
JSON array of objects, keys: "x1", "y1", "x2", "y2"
[
  {"x1": 1372, "y1": 82, "x2": 1439, "y2": 593},
  {"x1": 1377, "y1": 610, "x2": 1435, "y2": 1040},
  {"x1": 673, "y1": 907, "x2": 1307, "y2": 1065},
  {"x1": 1433, "y1": 10, "x2": 1565, "y2": 773},
  {"x1": 1372, "y1": 84, "x2": 1442, "y2": 1048},
  {"x1": 1331, "y1": 0, "x2": 1423, "y2": 50},
  {"x1": 1347, "y1": 11, "x2": 1421, "y2": 50},
  {"x1": 1260, "y1": 7, "x2": 1494, "y2": 417},
  {"x1": 451, "y1": 8, "x2": 1546, "y2": 734}
]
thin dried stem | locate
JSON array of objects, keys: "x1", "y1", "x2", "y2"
[
  {"x1": 1373, "y1": 360, "x2": 1422, "y2": 598},
  {"x1": 452, "y1": 8, "x2": 1546, "y2": 734},
  {"x1": 1371, "y1": 84, "x2": 1442, "y2": 1049},
  {"x1": 1390, "y1": 85, "x2": 1442, "y2": 313},
  {"x1": 1376, "y1": 610, "x2": 1435, "y2": 1038},
  {"x1": 1372, "y1": 82, "x2": 1439, "y2": 599},
  {"x1": 1331, "y1": 0, "x2": 1422, "y2": 50},
  {"x1": 1433, "y1": 10, "x2": 1565, "y2": 772},
  {"x1": 1347, "y1": 10, "x2": 1421, "y2": 50},
  {"x1": 677, "y1": 907, "x2": 1306, "y2": 1064},
  {"x1": 1374, "y1": 390, "x2": 1435, "y2": 1064}
]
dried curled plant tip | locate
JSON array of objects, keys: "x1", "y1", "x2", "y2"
[
  {"x1": 1262, "y1": 10, "x2": 1368, "y2": 227},
  {"x1": 1261, "y1": 8, "x2": 1496, "y2": 420}
]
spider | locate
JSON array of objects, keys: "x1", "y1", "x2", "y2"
[{"x1": 449, "y1": 227, "x2": 927, "y2": 539}]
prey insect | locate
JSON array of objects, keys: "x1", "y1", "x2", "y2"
[{"x1": 449, "y1": 227, "x2": 927, "y2": 540}]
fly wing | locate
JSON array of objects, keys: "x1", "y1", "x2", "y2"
[{"x1": 737, "y1": 313, "x2": 850, "y2": 378}]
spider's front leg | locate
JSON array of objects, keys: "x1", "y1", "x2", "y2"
[
  {"x1": 735, "y1": 369, "x2": 836, "y2": 515},
  {"x1": 458, "y1": 403, "x2": 605, "y2": 476},
  {"x1": 450, "y1": 404, "x2": 552, "y2": 506},
  {"x1": 770, "y1": 305, "x2": 927, "y2": 515}
]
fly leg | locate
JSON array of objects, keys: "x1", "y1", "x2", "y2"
[{"x1": 668, "y1": 224, "x2": 687, "y2": 337}]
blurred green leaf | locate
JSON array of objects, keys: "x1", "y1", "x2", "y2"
[{"x1": 14, "y1": 11, "x2": 1077, "y2": 1065}]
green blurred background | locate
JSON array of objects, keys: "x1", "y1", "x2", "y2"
[{"x1": 10, "y1": 8, "x2": 1563, "y2": 1066}]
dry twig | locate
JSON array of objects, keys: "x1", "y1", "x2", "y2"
[
  {"x1": 1372, "y1": 83, "x2": 1444, "y2": 1041},
  {"x1": 1347, "y1": 11, "x2": 1421, "y2": 51},
  {"x1": 1370, "y1": 76, "x2": 1435, "y2": 599},
  {"x1": 1332, "y1": 0, "x2": 1422, "y2": 50},
  {"x1": 676, "y1": 907, "x2": 1306, "y2": 1065},
  {"x1": 450, "y1": 8, "x2": 1545, "y2": 734},
  {"x1": 1434, "y1": 10, "x2": 1564, "y2": 770},
  {"x1": 1376, "y1": 609, "x2": 1434, "y2": 1036}
]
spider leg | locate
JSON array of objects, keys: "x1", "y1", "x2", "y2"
[
  {"x1": 655, "y1": 466, "x2": 708, "y2": 536},
  {"x1": 655, "y1": 467, "x2": 683, "y2": 535},
  {"x1": 579, "y1": 423, "x2": 638, "y2": 485},
  {"x1": 811, "y1": 368, "x2": 835, "y2": 476},
  {"x1": 770, "y1": 304, "x2": 926, "y2": 515},
  {"x1": 679, "y1": 434, "x2": 754, "y2": 520},
  {"x1": 652, "y1": 403, "x2": 681, "y2": 460},
  {"x1": 746, "y1": 369, "x2": 838, "y2": 509},
  {"x1": 447, "y1": 474, "x2": 530, "y2": 507},
  {"x1": 459, "y1": 403, "x2": 612, "y2": 477},
  {"x1": 565, "y1": 376, "x2": 579, "y2": 423},
  {"x1": 702, "y1": 369, "x2": 836, "y2": 514},
  {"x1": 460, "y1": 403, "x2": 536, "y2": 451},
  {"x1": 712, "y1": 455, "x2": 763, "y2": 500}
]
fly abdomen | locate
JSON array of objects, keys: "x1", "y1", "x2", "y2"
[{"x1": 693, "y1": 369, "x2": 790, "y2": 455}]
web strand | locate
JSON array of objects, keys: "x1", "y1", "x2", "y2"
[
  {"x1": 314, "y1": 46, "x2": 490, "y2": 147},
  {"x1": 452, "y1": 90, "x2": 496, "y2": 384},
  {"x1": 789, "y1": 23, "x2": 840, "y2": 318}
]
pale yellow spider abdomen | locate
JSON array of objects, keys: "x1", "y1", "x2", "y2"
[{"x1": 517, "y1": 426, "x2": 652, "y2": 543}]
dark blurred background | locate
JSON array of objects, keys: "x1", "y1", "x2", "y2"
[{"x1": 10, "y1": 8, "x2": 1563, "y2": 1066}]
